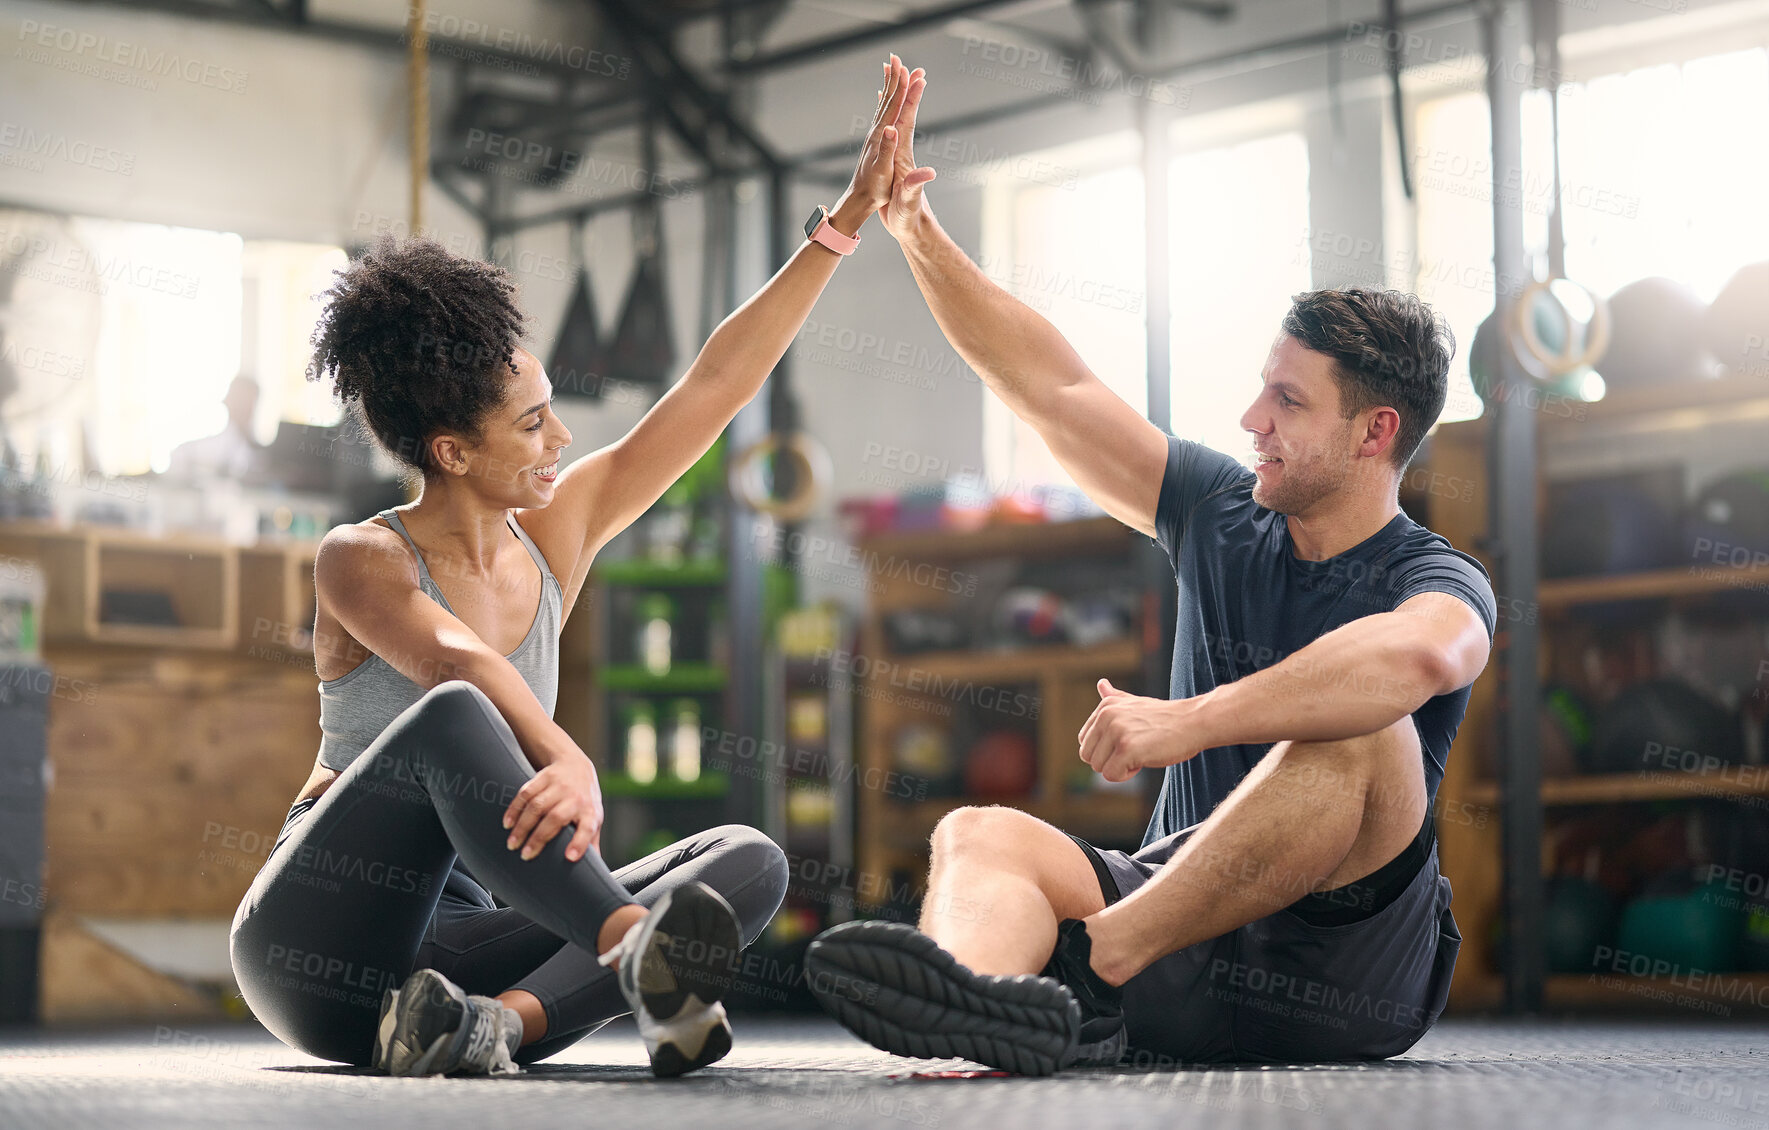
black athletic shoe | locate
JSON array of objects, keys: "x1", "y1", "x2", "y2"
[
  {"x1": 1040, "y1": 919, "x2": 1126, "y2": 1067},
  {"x1": 597, "y1": 880, "x2": 742, "y2": 1078},
  {"x1": 804, "y1": 920, "x2": 1080, "y2": 1076}
]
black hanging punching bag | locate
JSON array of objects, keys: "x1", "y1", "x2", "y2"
[
  {"x1": 608, "y1": 202, "x2": 676, "y2": 392},
  {"x1": 548, "y1": 221, "x2": 610, "y2": 399}
]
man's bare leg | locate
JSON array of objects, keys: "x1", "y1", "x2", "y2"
[
  {"x1": 918, "y1": 806, "x2": 1106, "y2": 976},
  {"x1": 917, "y1": 715, "x2": 1426, "y2": 986},
  {"x1": 1088, "y1": 715, "x2": 1425, "y2": 984}
]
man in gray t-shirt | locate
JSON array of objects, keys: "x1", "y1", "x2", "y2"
[{"x1": 805, "y1": 58, "x2": 1493, "y2": 1075}]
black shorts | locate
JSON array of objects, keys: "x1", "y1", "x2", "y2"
[{"x1": 1066, "y1": 814, "x2": 1461, "y2": 1064}]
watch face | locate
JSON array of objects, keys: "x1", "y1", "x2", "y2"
[{"x1": 804, "y1": 207, "x2": 824, "y2": 241}]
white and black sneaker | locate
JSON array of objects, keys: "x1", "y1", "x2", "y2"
[
  {"x1": 597, "y1": 880, "x2": 743, "y2": 1077},
  {"x1": 804, "y1": 920, "x2": 1081, "y2": 1076},
  {"x1": 373, "y1": 967, "x2": 523, "y2": 1077}
]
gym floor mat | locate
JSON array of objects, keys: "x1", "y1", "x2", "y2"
[{"x1": 1, "y1": 1015, "x2": 1764, "y2": 1129}]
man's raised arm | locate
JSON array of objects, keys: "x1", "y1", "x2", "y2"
[{"x1": 877, "y1": 57, "x2": 1168, "y2": 539}]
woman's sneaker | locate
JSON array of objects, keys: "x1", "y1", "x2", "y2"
[
  {"x1": 804, "y1": 920, "x2": 1081, "y2": 1076},
  {"x1": 373, "y1": 967, "x2": 522, "y2": 1076},
  {"x1": 597, "y1": 880, "x2": 743, "y2": 1077}
]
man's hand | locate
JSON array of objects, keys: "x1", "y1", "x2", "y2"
[
  {"x1": 503, "y1": 754, "x2": 605, "y2": 863},
  {"x1": 879, "y1": 55, "x2": 937, "y2": 241},
  {"x1": 1078, "y1": 678, "x2": 1195, "y2": 783},
  {"x1": 831, "y1": 55, "x2": 920, "y2": 233}
]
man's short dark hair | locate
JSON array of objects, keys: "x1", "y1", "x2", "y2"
[{"x1": 1280, "y1": 288, "x2": 1454, "y2": 469}]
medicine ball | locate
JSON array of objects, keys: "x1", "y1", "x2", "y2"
[
  {"x1": 965, "y1": 730, "x2": 1037, "y2": 799},
  {"x1": 1616, "y1": 876, "x2": 1742, "y2": 974},
  {"x1": 1541, "y1": 685, "x2": 1594, "y2": 778},
  {"x1": 1594, "y1": 276, "x2": 1709, "y2": 390},
  {"x1": 1703, "y1": 261, "x2": 1769, "y2": 377},
  {"x1": 1542, "y1": 468, "x2": 1685, "y2": 578},
  {"x1": 1544, "y1": 876, "x2": 1618, "y2": 973},
  {"x1": 1586, "y1": 678, "x2": 1742, "y2": 775},
  {"x1": 1743, "y1": 904, "x2": 1769, "y2": 972},
  {"x1": 1468, "y1": 311, "x2": 1585, "y2": 406},
  {"x1": 1686, "y1": 468, "x2": 1769, "y2": 562}
]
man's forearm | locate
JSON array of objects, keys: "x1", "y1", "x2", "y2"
[
  {"x1": 897, "y1": 208, "x2": 1090, "y2": 423},
  {"x1": 1184, "y1": 613, "x2": 1446, "y2": 753}
]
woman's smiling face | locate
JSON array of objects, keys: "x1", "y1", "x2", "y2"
[{"x1": 440, "y1": 347, "x2": 573, "y2": 506}]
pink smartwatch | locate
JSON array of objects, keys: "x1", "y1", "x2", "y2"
[{"x1": 804, "y1": 205, "x2": 860, "y2": 255}]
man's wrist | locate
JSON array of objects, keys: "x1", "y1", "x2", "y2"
[
  {"x1": 895, "y1": 206, "x2": 940, "y2": 256},
  {"x1": 1172, "y1": 691, "x2": 1222, "y2": 758}
]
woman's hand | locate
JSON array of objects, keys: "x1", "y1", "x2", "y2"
[
  {"x1": 879, "y1": 55, "x2": 937, "y2": 241},
  {"x1": 503, "y1": 753, "x2": 604, "y2": 863},
  {"x1": 839, "y1": 55, "x2": 924, "y2": 222}
]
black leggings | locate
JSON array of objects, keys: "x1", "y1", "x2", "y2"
[{"x1": 229, "y1": 681, "x2": 788, "y2": 1066}]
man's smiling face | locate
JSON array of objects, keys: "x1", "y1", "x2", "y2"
[{"x1": 1239, "y1": 333, "x2": 1367, "y2": 517}]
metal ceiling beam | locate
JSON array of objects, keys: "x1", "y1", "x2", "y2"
[
  {"x1": 55, "y1": 0, "x2": 631, "y2": 86},
  {"x1": 593, "y1": 0, "x2": 786, "y2": 170},
  {"x1": 784, "y1": 0, "x2": 1479, "y2": 168},
  {"x1": 725, "y1": 0, "x2": 1027, "y2": 74}
]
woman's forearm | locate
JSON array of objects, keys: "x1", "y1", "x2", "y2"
[
  {"x1": 679, "y1": 191, "x2": 873, "y2": 408},
  {"x1": 453, "y1": 648, "x2": 585, "y2": 771}
]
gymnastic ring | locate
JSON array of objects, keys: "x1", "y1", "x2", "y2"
[
  {"x1": 1509, "y1": 277, "x2": 1611, "y2": 381},
  {"x1": 729, "y1": 431, "x2": 831, "y2": 524}
]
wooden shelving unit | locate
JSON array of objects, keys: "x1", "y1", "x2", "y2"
[
  {"x1": 854, "y1": 517, "x2": 1155, "y2": 907},
  {"x1": 238, "y1": 542, "x2": 320, "y2": 655},
  {"x1": 1466, "y1": 773, "x2": 1769, "y2": 807},
  {"x1": 0, "y1": 523, "x2": 320, "y2": 653},
  {"x1": 1539, "y1": 565, "x2": 1769, "y2": 610},
  {"x1": 1424, "y1": 373, "x2": 1769, "y2": 1011}
]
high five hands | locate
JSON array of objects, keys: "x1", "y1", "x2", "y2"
[
  {"x1": 1078, "y1": 678, "x2": 1197, "y2": 783},
  {"x1": 846, "y1": 55, "x2": 938, "y2": 237}
]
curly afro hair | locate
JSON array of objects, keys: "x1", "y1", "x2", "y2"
[{"x1": 307, "y1": 234, "x2": 529, "y2": 479}]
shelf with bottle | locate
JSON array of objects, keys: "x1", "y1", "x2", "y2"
[{"x1": 608, "y1": 695, "x2": 725, "y2": 796}]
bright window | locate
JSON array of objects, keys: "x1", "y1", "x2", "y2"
[
  {"x1": 0, "y1": 208, "x2": 344, "y2": 476},
  {"x1": 1412, "y1": 45, "x2": 1769, "y2": 421},
  {"x1": 985, "y1": 161, "x2": 1147, "y2": 496},
  {"x1": 983, "y1": 129, "x2": 1312, "y2": 493},
  {"x1": 1168, "y1": 131, "x2": 1312, "y2": 462}
]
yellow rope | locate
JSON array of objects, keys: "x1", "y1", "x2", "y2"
[{"x1": 407, "y1": 0, "x2": 428, "y2": 235}]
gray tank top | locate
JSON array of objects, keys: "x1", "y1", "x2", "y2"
[{"x1": 316, "y1": 508, "x2": 561, "y2": 771}]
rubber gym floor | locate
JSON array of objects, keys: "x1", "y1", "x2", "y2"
[{"x1": 2, "y1": 1014, "x2": 1764, "y2": 1129}]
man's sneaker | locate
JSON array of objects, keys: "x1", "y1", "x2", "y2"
[
  {"x1": 373, "y1": 967, "x2": 522, "y2": 1076},
  {"x1": 1040, "y1": 918, "x2": 1126, "y2": 1067},
  {"x1": 597, "y1": 880, "x2": 743, "y2": 1077},
  {"x1": 804, "y1": 920, "x2": 1080, "y2": 1077}
]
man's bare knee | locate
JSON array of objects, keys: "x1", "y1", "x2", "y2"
[
  {"x1": 1271, "y1": 717, "x2": 1419, "y2": 800},
  {"x1": 928, "y1": 805, "x2": 1105, "y2": 921},
  {"x1": 930, "y1": 805, "x2": 1051, "y2": 870},
  {"x1": 1270, "y1": 716, "x2": 1427, "y2": 858}
]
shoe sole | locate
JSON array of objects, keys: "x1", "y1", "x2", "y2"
[
  {"x1": 375, "y1": 969, "x2": 470, "y2": 1076},
  {"x1": 632, "y1": 882, "x2": 743, "y2": 1077},
  {"x1": 804, "y1": 921, "x2": 1079, "y2": 1076},
  {"x1": 639, "y1": 882, "x2": 743, "y2": 1018},
  {"x1": 646, "y1": 1004, "x2": 733, "y2": 1078},
  {"x1": 373, "y1": 987, "x2": 397, "y2": 1073}
]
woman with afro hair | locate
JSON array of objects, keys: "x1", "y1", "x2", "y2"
[{"x1": 230, "y1": 57, "x2": 933, "y2": 1079}]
